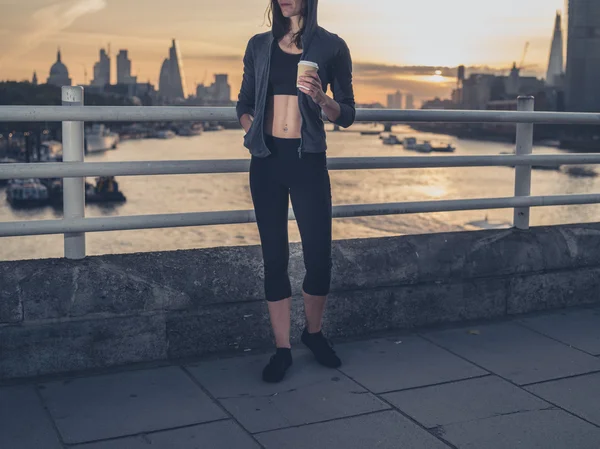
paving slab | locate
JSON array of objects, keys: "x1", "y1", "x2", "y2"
[
  {"x1": 383, "y1": 375, "x2": 551, "y2": 429},
  {"x1": 519, "y1": 308, "x2": 600, "y2": 355},
  {"x1": 72, "y1": 420, "x2": 261, "y2": 449},
  {"x1": 440, "y1": 409, "x2": 600, "y2": 449},
  {"x1": 186, "y1": 351, "x2": 389, "y2": 433},
  {"x1": 424, "y1": 322, "x2": 600, "y2": 385},
  {"x1": 527, "y1": 372, "x2": 600, "y2": 426},
  {"x1": 337, "y1": 335, "x2": 486, "y2": 393},
  {"x1": 39, "y1": 366, "x2": 226, "y2": 444},
  {"x1": 256, "y1": 410, "x2": 450, "y2": 449},
  {"x1": 0, "y1": 385, "x2": 62, "y2": 449}
]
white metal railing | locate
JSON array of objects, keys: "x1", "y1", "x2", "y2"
[{"x1": 1, "y1": 88, "x2": 600, "y2": 260}]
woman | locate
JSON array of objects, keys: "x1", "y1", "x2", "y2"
[{"x1": 237, "y1": 0, "x2": 355, "y2": 383}]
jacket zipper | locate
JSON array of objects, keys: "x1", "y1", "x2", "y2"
[{"x1": 261, "y1": 39, "x2": 274, "y2": 154}]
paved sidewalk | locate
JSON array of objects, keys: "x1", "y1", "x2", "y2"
[{"x1": 3, "y1": 306, "x2": 600, "y2": 448}]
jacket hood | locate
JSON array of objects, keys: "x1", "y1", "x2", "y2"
[
  {"x1": 303, "y1": 0, "x2": 319, "y2": 42},
  {"x1": 271, "y1": 0, "x2": 319, "y2": 47}
]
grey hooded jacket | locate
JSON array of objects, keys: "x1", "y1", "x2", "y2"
[{"x1": 236, "y1": 0, "x2": 356, "y2": 158}]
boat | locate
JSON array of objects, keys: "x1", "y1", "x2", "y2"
[
  {"x1": 155, "y1": 130, "x2": 176, "y2": 139},
  {"x1": 203, "y1": 123, "x2": 224, "y2": 132},
  {"x1": 6, "y1": 178, "x2": 49, "y2": 207},
  {"x1": 430, "y1": 142, "x2": 456, "y2": 153},
  {"x1": 38, "y1": 141, "x2": 63, "y2": 161},
  {"x1": 85, "y1": 124, "x2": 119, "y2": 154},
  {"x1": 415, "y1": 141, "x2": 433, "y2": 153},
  {"x1": 177, "y1": 123, "x2": 203, "y2": 136},
  {"x1": 532, "y1": 164, "x2": 561, "y2": 171},
  {"x1": 361, "y1": 130, "x2": 381, "y2": 136},
  {"x1": 403, "y1": 137, "x2": 417, "y2": 150},
  {"x1": 48, "y1": 176, "x2": 126, "y2": 205},
  {"x1": 0, "y1": 157, "x2": 17, "y2": 186},
  {"x1": 559, "y1": 137, "x2": 600, "y2": 152},
  {"x1": 86, "y1": 177, "x2": 126, "y2": 203},
  {"x1": 565, "y1": 166, "x2": 597, "y2": 178},
  {"x1": 382, "y1": 135, "x2": 401, "y2": 145}
]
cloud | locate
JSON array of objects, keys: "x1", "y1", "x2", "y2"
[
  {"x1": 0, "y1": 0, "x2": 107, "y2": 67},
  {"x1": 351, "y1": 61, "x2": 544, "y2": 103}
]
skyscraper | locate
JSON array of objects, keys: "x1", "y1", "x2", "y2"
[
  {"x1": 386, "y1": 90, "x2": 403, "y2": 109},
  {"x1": 213, "y1": 74, "x2": 231, "y2": 104},
  {"x1": 92, "y1": 48, "x2": 111, "y2": 87},
  {"x1": 195, "y1": 74, "x2": 232, "y2": 105},
  {"x1": 546, "y1": 11, "x2": 564, "y2": 87},
  {"x1": 405, "y1": 93, "x2": 415, "y2": 110},
  {"x1": 566, "y1": 0, "x2": 600, "y2": 111},
  {"x1": 117, "y1": 50, "x2": 137, "y2": 85},
  {"x1": 159, "y1": 39, "x2": 187, "y2": 100}
]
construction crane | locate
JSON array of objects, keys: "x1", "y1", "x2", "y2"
[
  {"x1": 519, "y1": 41, "x2": 530, "y2": 70},
  {"x1": 504, "y1": 42, "x2": 532, "y2": 75}
]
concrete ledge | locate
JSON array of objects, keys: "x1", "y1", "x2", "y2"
[{"x1": 2, "y1": 223, "x2": 600, "y2": 379}]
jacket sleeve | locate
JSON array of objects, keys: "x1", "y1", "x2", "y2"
[
  {"x1": 236, "y1": 37, "x2": 256, "y2": 122},
  {"x1": 329, "y1": 38, "x2": 356, "y2": 128}
]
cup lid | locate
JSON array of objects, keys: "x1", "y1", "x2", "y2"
[{"x1": 298, "y1": 61, "x2": 319, "y2": 69}]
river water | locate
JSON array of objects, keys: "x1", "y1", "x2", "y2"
[{"x1": 2, "y1": 125, "x2": 600, "y2": 261}]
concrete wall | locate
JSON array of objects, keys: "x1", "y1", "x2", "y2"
[{"x1": 2, "y1": 223, "x2": 600, "y2": 380}]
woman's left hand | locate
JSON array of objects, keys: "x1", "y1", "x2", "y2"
[{"x1": 298, "y1": 72, "x2": 328, "y2": 106}]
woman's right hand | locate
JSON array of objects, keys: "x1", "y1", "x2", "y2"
[{"x1": 241, "y1": 114, "x2": 254, "y2": 134}]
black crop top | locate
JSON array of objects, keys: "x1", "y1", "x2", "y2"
[{"x1": 267, "y1": 43, "x2": 302, "y2": 96}]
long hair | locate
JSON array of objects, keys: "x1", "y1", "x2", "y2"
[{"x1": 266, "y1": 0, "x2": 306, "y2": 49}]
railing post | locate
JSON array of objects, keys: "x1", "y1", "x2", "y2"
[
  {"x1": 62, "y1": 86, "x2": 86, "y2": 259},
  {"x1": 513, "y1": 96, "x2": 534, "y2": 230}
]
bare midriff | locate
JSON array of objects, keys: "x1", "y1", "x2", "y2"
[
  {"x1": 263, "y1": 41, "x2": 302, "y2": 139},
  {"x1": 264, "y1": 95, "x2": 302, "y2": 139}
]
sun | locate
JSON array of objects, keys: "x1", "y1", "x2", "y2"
[{"x1": 423, "y1": 70, "x2": 446, "y2": 83}]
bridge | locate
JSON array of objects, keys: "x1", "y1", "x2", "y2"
[{"x1": 2, "y1": 89, "x2": 600, "y2": 448}]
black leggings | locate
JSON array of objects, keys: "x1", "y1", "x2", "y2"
[{"x1": 250, "y1": 134, "x2": 332, "y2": 302}]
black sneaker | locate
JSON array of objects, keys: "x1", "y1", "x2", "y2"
[
  {"x1": 301, "y1": 328, "x2": 342, "y2": 368},
  {"x1": 262, "y1": 348, "x2": 293, "y2": 383}
]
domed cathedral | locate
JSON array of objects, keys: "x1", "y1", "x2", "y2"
[{"x1": 47, "y1": 48, "x2": 72, "y2": 87}]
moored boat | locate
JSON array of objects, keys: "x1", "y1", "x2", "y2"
[
  {"x1": 565, "y1": 166, "x2": 597, "y2": 178},
  {"x1": 0, "y1": 157, "x2": 17, "y2": 186},
  {"x1": 49, "y1": 176, "x2": 126, "y2": 206},
  {"x1": 6, "y1": 178, "x2": 49, "y2": 207},
  {"x1": 403, "y1": 137, "x2": 417, "y2": 150},
  {"x1": 85, "y1": 124, "x2": 119, "y2": 154},
  {"x1": 430, "y1": 141, "x2": 456, "y2": 152},
  {"x1": 154, "y1": 130, "x2": 176, "y2": 139},
  {"x1": 382, "y1": 134, "x2": 401, "y2": 145}
]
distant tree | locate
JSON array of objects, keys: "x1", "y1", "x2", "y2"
[{"x1": 0, "y1": 82, "x2": 138, "y2": 135}]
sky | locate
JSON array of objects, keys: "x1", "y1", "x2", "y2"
[{"x1": 0, "y1": 0, "x2": 566, "y2": 104}]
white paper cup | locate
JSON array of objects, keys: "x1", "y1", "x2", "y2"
[{"x1": 297, "y1": 61, "x2": 319, "y2": 89}]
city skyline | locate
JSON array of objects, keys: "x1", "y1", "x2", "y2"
[{"x1": 0, "y1": 0, "x2": 565, "y2": 103}]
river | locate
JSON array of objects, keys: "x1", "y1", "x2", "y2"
[{"x1": 2, "y1": 125, "x2": 599, "y2": 261}]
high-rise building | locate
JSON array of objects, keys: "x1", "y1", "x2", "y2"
[
  {"x1": 92, "y1": 48, "x2": 111, "y2": 87},
  {"x1": 405, "y1": 93, "x2": 415, "y2": 109},
  {"x1": 159, "y1": 39, "x2": 187, "y2": 100},
  {"x1": 212, "y1": 74, "x2": 231, "y2": 104},
  {"x1": 566, "y1": 0, "x2": 600, "y2": 111},
  {"x1": 195, "y1": 74, "x2": 232, "y2": 105},
  {"x1": 47, "y1": 49, "x2": 72, "y2": 87},
  {"x1": 117, "y1": 50, "x2": 137, "y2": 85},
  {"x1": 386, "y1": 90, "x2": 403, "y2": 109},
  {"x1": 546, "y1": 11, "x2": 565, "y2": 87},
  {"x1": 32, "y1": 71, "x2": 38, "y2": 86}
]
